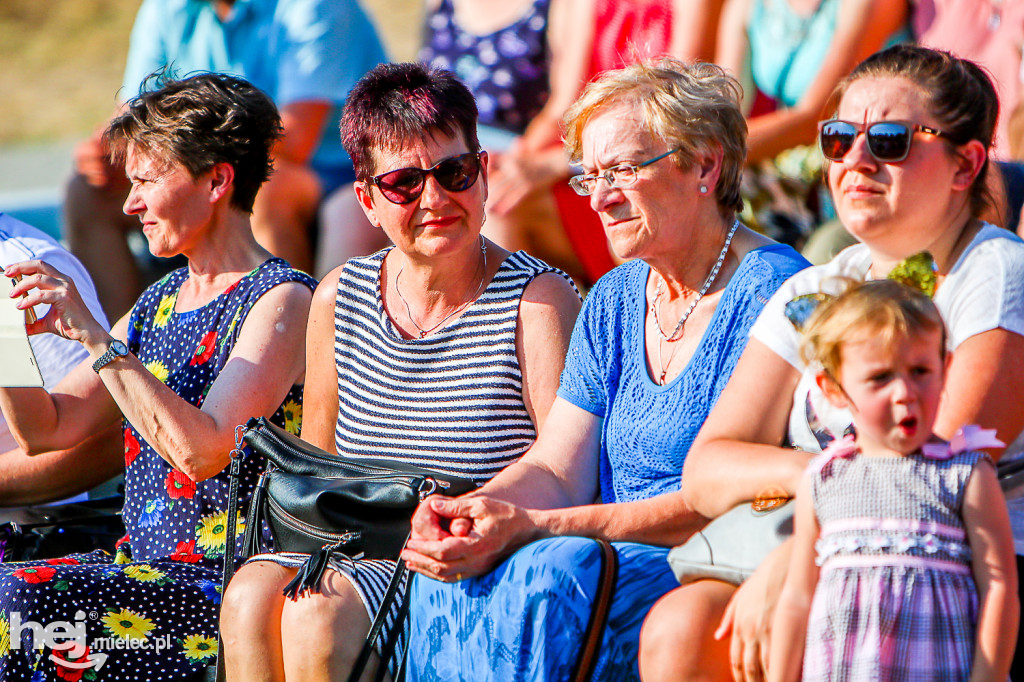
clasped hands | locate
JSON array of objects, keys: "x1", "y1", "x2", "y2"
[{"x1": 402, "y1": 494, "x2": 536, "y2": 583}]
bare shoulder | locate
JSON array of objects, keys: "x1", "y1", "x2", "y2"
[
  {"x1": 311, "y1": 265, "x2": 345, "y2": 308},
  {"x1": 256, "y1": 278, "x2": 315, "y2": 309},
  {"x1": 516, "y1": 272, "x2": 581, "y2": 356},
  {"x1": 243, "y1": 278, "x2": 315, "y2": 332},
  {"x1": 520, "y1": 271, "x2": 582, "y2": 318}
]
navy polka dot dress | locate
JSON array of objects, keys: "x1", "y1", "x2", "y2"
[{"x1": 0, "y1": 258, "x2": 315, "y2": 681}]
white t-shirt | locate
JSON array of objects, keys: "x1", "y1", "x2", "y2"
[
  {"x1": 749, "y1": 223, "x2": 1024, "y2": 550},
  {"x1": 0, "y1": 213, "x2": 110, "y2": 456}
]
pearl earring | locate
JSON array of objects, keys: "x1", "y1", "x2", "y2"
[{"x1": 699, "y1": 185, "x2": 709, "y2": 195}]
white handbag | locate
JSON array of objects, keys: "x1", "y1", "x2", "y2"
[{"x1": 668, "y1": 499, "x2": 795, "y2": 586}]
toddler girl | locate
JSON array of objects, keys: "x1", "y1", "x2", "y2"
[{"x1": 768, "y1": 279, "x2": 1018, "y2": 681}]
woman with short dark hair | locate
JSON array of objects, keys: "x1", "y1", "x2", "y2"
[
  {"x1": 0, "y1": 72, "x2": 315, "y2": 681},
  {"x1": 219, "y1": 61, "x2": 582, "y2": 681},
  {"x1": 400, "y1": 57, "x2": 809, "y2": 681}
]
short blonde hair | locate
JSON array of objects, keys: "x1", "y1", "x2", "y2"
[
  {"x1": 800, "y1": 279, "x2": 946, "y2": 380},
  {"x1": 563, "y1": 58, "x2": 746, "y2": 214}
]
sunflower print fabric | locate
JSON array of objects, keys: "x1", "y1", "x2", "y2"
[{"x1": 0, "y1": 258, "x2": 315, "y2": 681}]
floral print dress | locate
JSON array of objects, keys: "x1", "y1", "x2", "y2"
[{"x1": 0, "y1": 258, "x2": 315, "y2": 681}]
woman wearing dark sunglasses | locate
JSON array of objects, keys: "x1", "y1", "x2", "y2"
[
  {"x1": 641, "y1": 44, "x2": 1024, "y2": 681},
  {"x1": 399, "y1": 58, "x2": 808, "y2": 681},
  {"x1": 219, "y1": 62, "x2": 582, "y2": 681}
]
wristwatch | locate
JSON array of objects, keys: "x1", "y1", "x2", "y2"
[{"x1": 92, "y1": 340, "x2": 130, "y2": 373}]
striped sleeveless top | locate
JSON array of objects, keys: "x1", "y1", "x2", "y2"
[{"x1": 332, "y1": 248, "x2": 577, "y2": 484}]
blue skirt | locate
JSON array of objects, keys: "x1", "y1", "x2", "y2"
[{"x1": 406, "y1": 537, "x2": 678, "y2": 681}]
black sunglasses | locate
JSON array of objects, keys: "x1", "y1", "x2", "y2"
[
  {"x1": 368, "y1": 152, "x2": 484, "y2": 205},
  {"x1": 818, "y1": 120, "x2": 951, "y2": 163}
]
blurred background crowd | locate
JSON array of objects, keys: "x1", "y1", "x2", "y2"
[{"x1": 2, "y1": 0, "x2": 1024, "y2": 319}]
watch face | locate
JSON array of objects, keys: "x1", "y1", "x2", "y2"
[{"x1": 112, "y1": 340, "x2": 129, "y2": 356}]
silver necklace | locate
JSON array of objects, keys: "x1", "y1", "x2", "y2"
[
  {"x1": 651, "y1": 219, "x2": 739, "y2": 384},
  {"x1": 394, "y1": 236, "x2": 487, "y2": 338}
]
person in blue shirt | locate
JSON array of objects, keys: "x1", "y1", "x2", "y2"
[
  {"x1": 401, "y1": 58, "x2": 810, "y2": 682},
  {"x1": 64, "y1": 0, "x2": 385, "y2": 319}
]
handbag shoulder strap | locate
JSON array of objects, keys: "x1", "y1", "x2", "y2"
[
  {"x1": 214, "y1": 427, "x2": 249, "y2": 682},
  {"x1": 348, "y1": 551, "x2": 410, "y2": 682},
  {"x1": 571, "y1": 538, "x2": 618, "y2": 682}
]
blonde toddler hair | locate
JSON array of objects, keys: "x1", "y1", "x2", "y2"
[{"x1": 800, "y1": 279, "x2": 946, "y2": 381}]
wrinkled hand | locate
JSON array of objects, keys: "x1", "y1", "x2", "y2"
[
  {"x1": 5, "y1": 261, "x2": 108, "y2": 347},
  {"x1": 715, "y1": 541, "x2": 791, "y2": 681},
  {"x1": 73, "y1": 134, "x2": 118, "y2": 188},
  {"x1": 402, "y1": 495, "x2": 534, "y2": 582}
]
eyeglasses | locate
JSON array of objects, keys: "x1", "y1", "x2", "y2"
[
  {"x1": 569, "y1": 148, "x2": 679, "y2": 196},
  {"x1": 368, "y1": 152, "x2": 484, "y2": 204},
  {"x1": 818, "y1": 120, "x2": 951, "y2": 163}
]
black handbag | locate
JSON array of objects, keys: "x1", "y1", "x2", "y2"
[
  {"x1": 238, "y1": 416, "x2": 475, "y2": 568},
  {"x1": 217, "y1": 416, "x2": 477, "y2": 682}
]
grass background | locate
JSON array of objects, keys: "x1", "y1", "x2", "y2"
[{"x1": 0, "y1": 0, "x2": 422, "y2": 146}]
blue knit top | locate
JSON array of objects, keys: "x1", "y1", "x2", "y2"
[{"x1": 557, "y1": 244, "x2": 809, "y2": 503}]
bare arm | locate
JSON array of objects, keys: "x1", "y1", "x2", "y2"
[
  {"x1": 517, "y1": 0, "x2": 594, "y2": 155},
  {"x1": 0, "y1": 423, "x2": 123, "y2": 506},
  {"x1": 963, "y1": 459, "x2": 1018, "y2": 681},
  {"x1": 767, "y1": 475, "x2": 819, "y2": 682},
  {"x1": 467, "y1": 397, "x2": 603, "y2": 509},
  {"x1": 670, "y1": 0, "x2": 726, "y2": 62},
  {"x1": 0, "y1": 261, "x2": 312, "y2": 481},
  {"x1": 715, "y1": 0, "x2": 753, "y2": 103},
  {"x1": 933, "y1": 329, "x2": 1024, "y2": 460},
  {"x1": 299, "y1": 270, "x2": 342, "y2": 452},
  {"x1": 740, "y1": 0, "x2": 907, "y2": 164},
  {"x1": 277, "y1": 101, "x2": 332, "y2": 167},
  {"x1": 683, "y1": 339, "x2": 811, "y2": 518},
  {"x1": 0, "y1": 264, "x2": 124, "y2": 458},
  {"x1": 99, "y1": 282, "x2": 312, "y2": 480},
  {"x1": 515, "y1": 272, "x2": 581, "y2": 431}
]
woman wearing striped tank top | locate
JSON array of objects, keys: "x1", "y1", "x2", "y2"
[{"x1": 219, "y1": 62, "x2": 582, "y2": 681}]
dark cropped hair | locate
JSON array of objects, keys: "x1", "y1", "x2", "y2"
[
  {"x1": 341, "y1": 62, "x2": 480, "y2": 180},
  {"x1": 104, "y1": 72, "x2": 282, "y2": 213},
  {"x1": 824, "y1": 45, "x2": 999, "y2": 218}
]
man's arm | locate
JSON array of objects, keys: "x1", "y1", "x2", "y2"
[{"x1": 0, "y1": 422, "x2": 123, "y2": 506}]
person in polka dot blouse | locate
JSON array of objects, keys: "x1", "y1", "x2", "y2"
[{"x1": 0, "y1": 72, "x2": 315, "y2": 681}]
